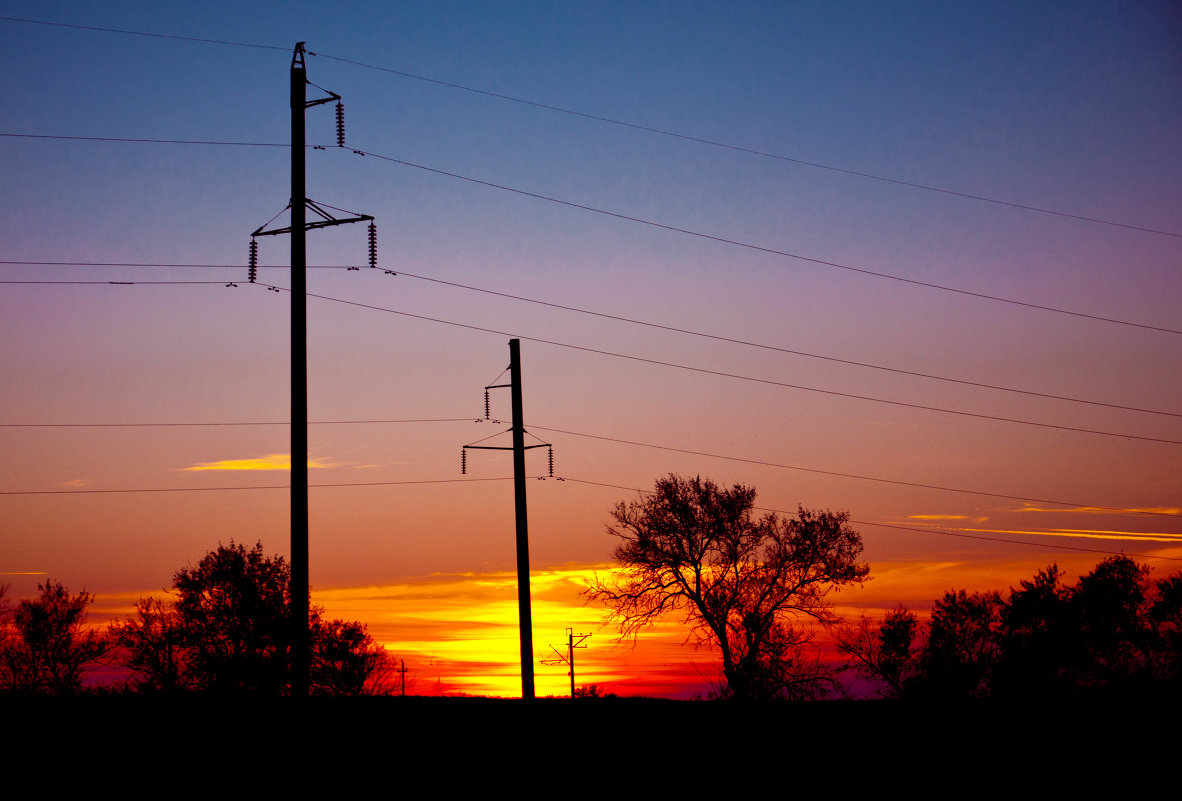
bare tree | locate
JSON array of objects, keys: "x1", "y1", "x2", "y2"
[{"x1": 587, "y1": 474, "x2": 868, "y2": 700}]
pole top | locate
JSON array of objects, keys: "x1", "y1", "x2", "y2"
[{"x1": 292, "y1": 42, "x2": 307, "y2": 70}]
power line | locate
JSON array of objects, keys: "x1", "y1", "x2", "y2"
[
  {"x1": 307, "y1": 51, "x2": 1182, "y2": 240},
  {"x1": 5, "y1": 268, "x2": 1178, "y2": 443},
  {"x1": 0, "y1": 15, "x2": 288, "y2": 51},
  {"x1": 0, "y1": 132, "x2": 288, "y2": 147},
  {"x1": 528, "y1": 427, "x2": 1181, "y2": 518},
  {"x1": 0, "y1": 476, "x2": 515, "y2": 496},
  {"x1": 345, "y1": 147, "x2": 1182, "y2": 337},
  {"x1": 273, "y1": 283, "x2": 1182, "y2": 446},
  {"x1": 7, "y1": 413, "x2": 1173, "y2": 520},
  {"x1": 5, "y1": 131, "x2": 1179, "y2": 335},
  {"x1": 4, "y1": 15, "x2": 1176, "y2": 238},
  {"x1": 386, "y1": 269, "x2": 1182, "y2": 420},
  {"x1": 5, "y1": 259, "x2": 1178, "y2": 419},
  {"x1": 0, "y1": 280, "x2": 230, "y2": 285},
  {"x1": 0, "y1": 418, "x2": 475, "y2": 428},
  {"x1": 553, "y1": 476, "x2": 1182, "y2": 561}
]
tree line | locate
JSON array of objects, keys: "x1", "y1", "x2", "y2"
[
  {"x1": 0, "y1": 542, "x2": 394, "y2": 695},
  {"x1": 588, "y1": 474, "x2": 1180, "y2": 701},
  {"x1": 5, "y1": 475, "x2": 1178, "y2": 700},
  {"x1": 838, "y1": 556, "x2": 1182, "y2": 699}
]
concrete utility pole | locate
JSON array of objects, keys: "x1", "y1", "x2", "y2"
[
  {"x1": 508, "y1": 338, "x2": 535, "y2": 700},
  {"x1": 461, "y1": 339, "x2": 554, "y2": 700},
  {"x1": 290, "y1": 42, "x2": 310, "y2": 698},
  {"x1": 252, "y1": 43, "x2": 371, "y2": 697}
]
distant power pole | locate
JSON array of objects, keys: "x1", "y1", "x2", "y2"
[
  {"x1": 250, "y1": 42, "x2": 373, "y2": 697},
  {"x1": 542, "y1": 628, "x2": 591, "y2": 697},
  {"x1": 461, "y1": 339, "x2": 553, "y2": 700}
]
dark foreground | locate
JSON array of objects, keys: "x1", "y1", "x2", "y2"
[{"x1": 5, "y1": 693, "x2": 1171, "y2": 763}]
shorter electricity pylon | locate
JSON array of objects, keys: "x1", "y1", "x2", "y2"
[
  {"x1": 460, "y1": 339, "x2": 552, "y2": 699},
  {"x1": 541, "y1": 628, "x2": 591, "y2": 698}
]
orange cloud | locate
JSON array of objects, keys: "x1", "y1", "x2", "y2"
[{"x1": 181, "y1": 453, "x2": 334, "y2": 471}]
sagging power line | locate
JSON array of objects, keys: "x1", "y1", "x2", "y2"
[
  {"x1": 2, "y1": 14, "x2": 1178, "y2": 238},
  {"x1": 5, "y1": 259, "x2": 1179, "y2": 419}
]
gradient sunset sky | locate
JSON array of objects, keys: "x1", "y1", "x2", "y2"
[{"x1": 2, "y1": 2, "x2": 1179, "y2": 698}]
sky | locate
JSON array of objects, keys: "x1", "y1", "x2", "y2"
[{"x1": 2, "y1": 1, "x2": 1180, "y2": 698}]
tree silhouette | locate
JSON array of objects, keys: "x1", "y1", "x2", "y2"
[
  {"x1": 113, "y1": 596, "x2": 188, "y2": 693},
  {"x1": 841, "y1": 556, "x2": 1181, "y2": 699},
  {"x1": 111, "y1": 542, "x2": 392, "y2": 695},
  {"x1": 993, "y1": 564, "x2": 1079, "y2": 696},
  {"x1": 1, "y1": 580, "x2": 108, "y2": 694},
  {"x1": 1151, "y1": 573, "x2": 1182, "y2": 685},
  {"x1": 917, "y1": 589, "x2": 1002, "y2": 697},
  {"x1": 837, "y1": 605, "x2": 919, "y2": 698},
  {"x1": 1072, "y1": 556, "x2": 1154, "y2": 689},
  {"x1": 587, "y1": 474, "x2": 868, "y2": 700},
  {"x1": 311, "y1": 617, "x2": 395, "y2": 696},
  {"x1": 172, "y1": 541, "x2": 291, "y2": 693}
]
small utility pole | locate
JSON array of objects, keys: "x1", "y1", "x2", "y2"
[
  {"x1": 461, "y1": 339, "x2": 553, "y2": 700},
  {"x1": 542, "y1": 628, "x2": 591, "y2": 697}
]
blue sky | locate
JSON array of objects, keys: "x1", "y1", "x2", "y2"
[{"x1": 2, "y1": 2, "x2": 1179, "y2": 604}]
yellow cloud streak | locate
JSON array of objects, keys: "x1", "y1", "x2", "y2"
[
  {"x1": 181, "y1": 453, "x2": 333, "y2": 471},
  {"x1": 945, "y1": 526, "x2": 1182, "y2": 543},
  {"x1": 1014, "y1": 504, "x2": 1181, "y2": 516}
]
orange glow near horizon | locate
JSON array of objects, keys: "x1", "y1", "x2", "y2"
[
  {"x1": 311, "y1": 565, "x2": 720, "y2": 698},
  {"x1": 70, "y1": 543, "x2": 1182, "y2": 698}
]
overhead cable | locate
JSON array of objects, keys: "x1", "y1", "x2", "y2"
[
  {"x1": 307, "y1": 50, "x2": 1182, "y2": 239},
  {"x1": 266, "y1": 283, "x2": 1182, "y2": 446},
  {"x1": 345, "y1": 147, "x2": 1182, "y2": 337},
  {"x1": 553, "y1": 477, "x2": 1182, "y2": 561},
  {"x1": 3, "y1": 14, "x2": 1175, "y2": 236},
  {"x1": 3, "y1": 259, "x2": 1178, "y2": 419}
]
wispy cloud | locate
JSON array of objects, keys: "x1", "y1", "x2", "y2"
[
  {"x1": 181, "y1": 453, "x2": 334, "y2": 472},
  {"x1": 908, "y1": 514, "x2": 972, "y2": 521},
  {"x1": 945, "y1": 526, "x2": 1182, "y2": 543},
  {"x1": 59, "y1": 479, "x2": 90, "y2": 487},
  {"x1": 1013, "y1": 504, "x2": 1181, "y2": 516}
]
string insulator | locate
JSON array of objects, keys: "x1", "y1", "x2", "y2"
[
  {"x1": 248, "y1": 238, "x2": 258, "y2": 283},
  {"x1": 368, "y1": 222, "x2": 377, "y2": 269},
  {"x1": 461, "y1": 448, "x2": 467, "y2": 475},
  {"x1": 484, "y1": 389, "x2": 490, "y2": 419},
  {"x1": 548, "y1": 446, "x2": 554, "y2": 477},
  {"x1": 335, "y1": 101, "x2": 345, "y2": 147}
]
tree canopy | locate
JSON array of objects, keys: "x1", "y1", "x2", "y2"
[
  {"x1": 111, "y1": 541, "x2": 392, "y2": 695},
  {"x1": 839, "y1": 555, "x2": 1182, "y2": 699},
  {"x1": 1, "y1": 580, "x2": 108, "y2": 694},
  {"x1": 588, "y1": 474, "x2": 868, "y2": 700}
]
